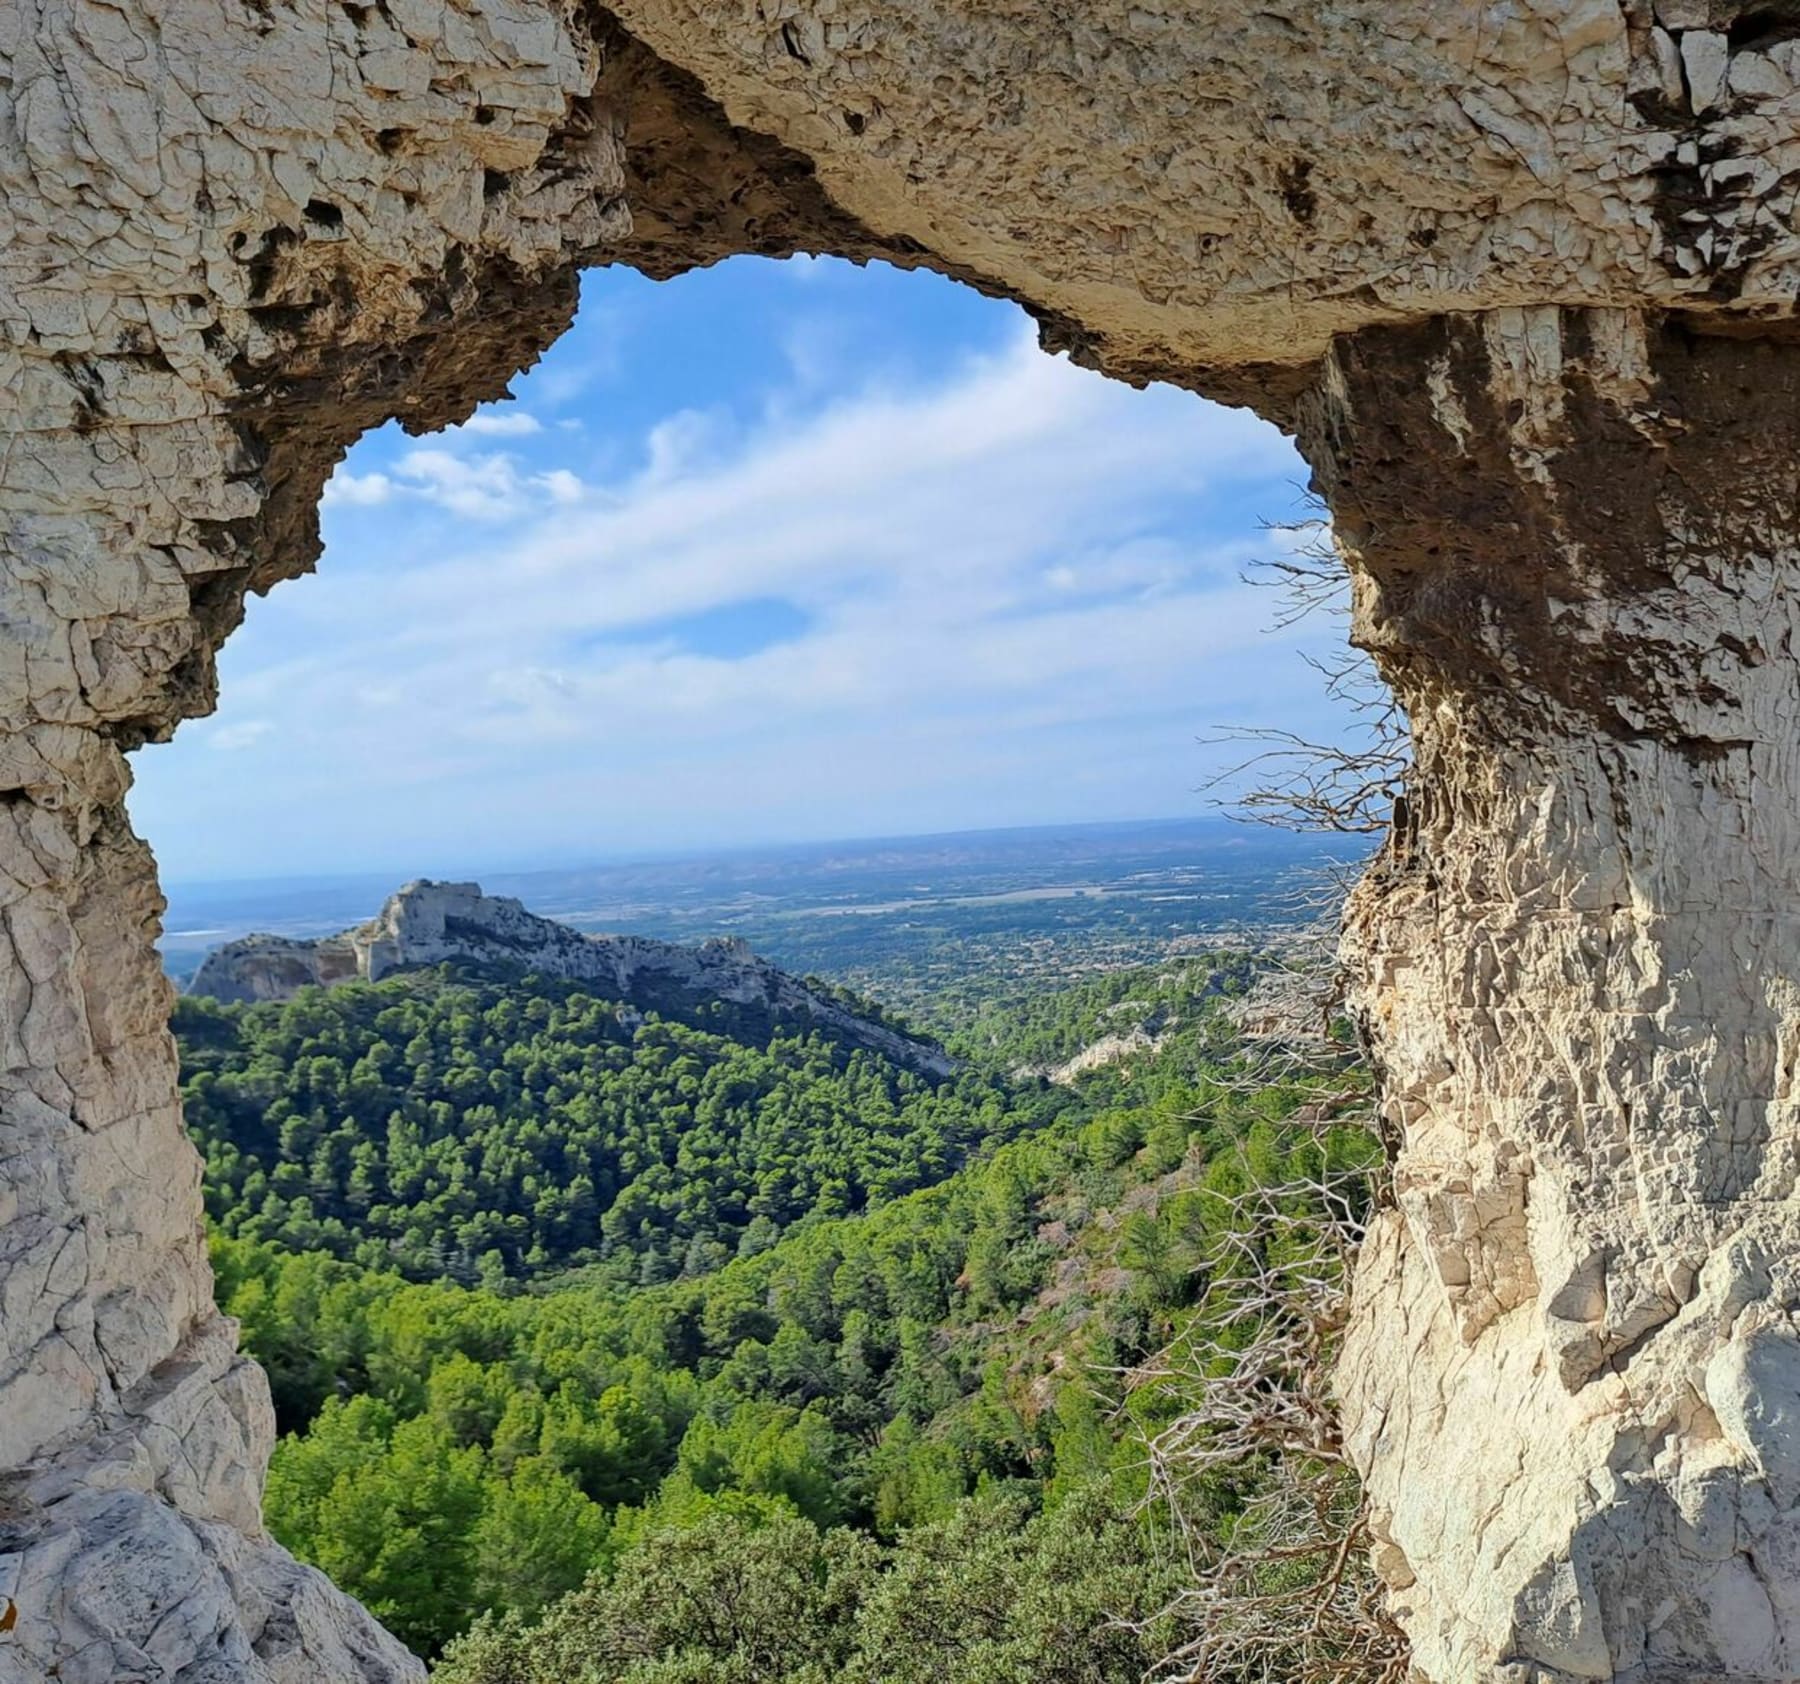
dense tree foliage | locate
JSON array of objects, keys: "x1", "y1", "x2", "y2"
[
  {"x1": 434, "y1": 1492, "x2": 1183, "y2": 1684},
  {"x1": 214, "y1": 1025, "x2": 1369, "y2": 1660},
  {"x1": 189, "y1": 947, "x2": 1378, "y2": 1672},
  {"x1": 178, "y1": 966, "x2": 1076, "y2": 1284},
  {"x1": 942, "y1": 953, "x2": 1256, "y2": 1068}
]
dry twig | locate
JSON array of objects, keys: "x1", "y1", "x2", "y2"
[
  {"x1": 1200, "y1": 516, "x2": 1411, "y2": 839},
  {"x1": 1135, "y1": 1159, "x2": 1407, "y2": 1683}
]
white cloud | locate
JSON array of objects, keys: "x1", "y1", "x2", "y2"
[
  {"x1": 538, "y1": 469, "x2": 584, "y2": 505},
  {"x1": 337, "y1": 328, "x2": 1279, "y2": 636},
  {"x1": 641, "y1": 409, "x2": 725, "y2": 483},
  {"x1": 486, "y1": 665, "x2": 578, "y2": 708},
  {"x1": 457, "y1": 408, "x2": 543, "y2": 437},
  {"x1": 391, "y1": 448, "x2": 520, "y2": 519},
  {"x1": 382, "y1": 448, "x2": 590, "y2": 520},
  {"x1": 321, "y1": 470, "x2": 393, "y2": 506},
  {"x1": 208, "y1": 719, "x2": 274, "y2": 752},
  {"x1": 135, "y1": 315, "x2": 1340, "y2": 877}
]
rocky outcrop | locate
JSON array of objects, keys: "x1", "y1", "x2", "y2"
[
  {"x1": 1321, "y1": 309, "x2": 1800, "y2": 1684},
  {"x1": 1023, "y1": 1027, "x2": 1166, "y2": 1087},
  {"x1": 10, "y1": 0, "x2": 1800, "y2": 1678},
  {"x1": 191, "y1": 935, "x2": 364, "y2": 1004},
  {"x1": 192, "y1": 881, "x2": 953, "y2": 1077}
]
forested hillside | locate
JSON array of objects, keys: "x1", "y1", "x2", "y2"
[
  {"x1": 940, "y1": 953, "x2": 1255, "y2": 1068},
  {"x1": 183, "y1": 946, "x2": 1381, "y2": 1676},
  {"x1": 178, "y1": 967, "x2": 1074, "y2": 1285}
]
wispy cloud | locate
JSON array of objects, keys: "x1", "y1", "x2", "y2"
[
  {"x1": 207, "y1": 719, "x2": 274, "y2": 752},
  {"x1": 323, "y1": 447, "x2": 587, "y2": 521},
  {"x1": 321, "y1": 471, "x2": 393, "y2": 507},
  {"x1": 456, "y1": 408, "x2": 543, "y2": 437},
  {"x1": 134, "y1": 301, "x2": 1330, "y2": 878}
]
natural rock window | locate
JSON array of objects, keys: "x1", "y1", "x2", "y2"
[
  {"x1": 12, "y1": 3, "x2": 1800, "y2": 1680},
  {"x1": 129, "y1": 258, "x2": 1318, "y2": 878}
]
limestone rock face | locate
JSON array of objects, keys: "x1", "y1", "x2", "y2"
[
  {"x1": 606, "y1": 0, "x2": 1800, "y2": 402},
  {"x1": 8, "y1": 0, "x2": 1800, "y2": 1678},
  {"x1": 190, "y1": 935, "x2": 364, "y2": 1004},
  {"x1": 1317, "y1": 309, "x2": 1800, "y2": 1683},
  {"x1": 192, "y1": 880, "x2": 955, "y2": 1077}
]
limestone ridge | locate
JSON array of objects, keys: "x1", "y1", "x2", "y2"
[{"x1": 191, "y1": 881, "x2": 955, "y2": 1079}]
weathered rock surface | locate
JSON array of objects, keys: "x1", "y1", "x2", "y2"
[
  {"x1": 8, "y1": 0, "x2": 1800, "y2": 1677},
  {"x1": 191, "y1": 880, "x2": 954, "y2": 1077},
  {"x1": 1321, "y1": 308, "x2": 1800, "y2": 1683},
  {"x1": 1021, "y1": 1026, "x2": 1166, "y2": 1088}
]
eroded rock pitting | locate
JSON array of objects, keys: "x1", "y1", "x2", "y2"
[{"x1": 9, "y1": 1, "x2": 1800, "y2": 1678}]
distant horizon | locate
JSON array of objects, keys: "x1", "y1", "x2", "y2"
[
  {"x1": 158, "y1": 807, "x2": 1367, "y2": 986},
  {"x1": 159, "y1": 809, "x2": 1348, "y2": 896}
]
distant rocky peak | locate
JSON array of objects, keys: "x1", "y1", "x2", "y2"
[
  {"x1": 352, "y1": 880, "x2": 590, "y2": 981},
  {"x1": 189, "y1": 882, "x2": 953, "y2": 1077}
]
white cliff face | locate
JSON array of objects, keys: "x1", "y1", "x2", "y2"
[
  {"x1": 0, "y1": 817, "x2": 424, "y2": 1683},
  {"x1": 0, "y1": 0, "x2": 626, "y2": 1667},
  {"x1": 9, "y1": 0, "x2": 1800, "y2": 1678},
  {"x1": 193, "y1": 881, "x2": 955, "y2": 1079},
  {"x1": 1313, "y1": 308, "x2": 1800, "y2": 1682}
]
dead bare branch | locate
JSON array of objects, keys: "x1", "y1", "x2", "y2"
[
  {"x1": 1133, "y1": 1154, "x2": 1407, "y2": 1684},
  {"x1": 1138, "y1": 511, "x2": 1408, "y2": 1680},
  {"x1": 1201, "y1": 511, "x2": 1411, "y2": 839}
]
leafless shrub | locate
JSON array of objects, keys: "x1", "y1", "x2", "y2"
[
  {"x1": 1201, "y1": 515, "x2": 1411, "y2": 838},
  {"x1": 1134, "y1": 1161, "x2": 1407, "y2": 1684},
  {"x1": 1137, "y1": 847, "x2": 1399, "y2": 1678},
  {"x1": 1205, "y1": 871, "x2": 1380, "y2": 1181},
  {"x1": 1120, "y1": 507, "x2": 1409, "y2": 1683},
  {"x1": 1220, "y1": 911, "x2": 1352, "y2": 1089}
]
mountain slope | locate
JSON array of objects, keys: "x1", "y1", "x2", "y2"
[
  {"x1": 209, "y1": 958, "x2": 1374, "y2": 1665},
  {"x1": 175, "y1": 960, "x2": 1070, "y2": 1286},
  {"x1": 191, "y1": 879, "x2": 952, "y2": 1078}
]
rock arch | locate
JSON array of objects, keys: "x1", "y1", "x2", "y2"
[{"x1": 6, "y1": 2, "x2": 1800, "y2": 1678}]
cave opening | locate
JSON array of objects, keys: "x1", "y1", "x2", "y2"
[
  {"x1": 111, "y1": 243, "x2": 1387, "y2": 1680},
  {"x1": 24, "y1": 1, "x2": 1800, "y2": 1676}
]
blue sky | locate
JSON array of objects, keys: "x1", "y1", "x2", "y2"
[{"x1": 129, "y1": 257, "x2": 1347, "y2": 883}]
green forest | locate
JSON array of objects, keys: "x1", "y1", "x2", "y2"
[
  {"x1": 183, "y1": 950, "x2": 1379, "y2": 1678},
  {"x1": 176, "y1": 970, "x2": 1088, "y2": 1285}
]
